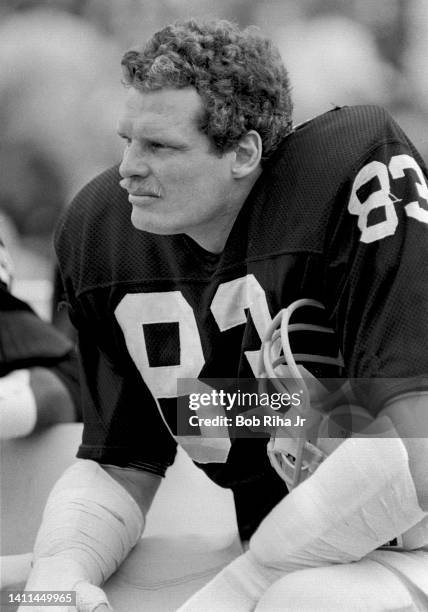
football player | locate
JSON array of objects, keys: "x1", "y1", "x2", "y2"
[
  {"x1": 22, "y1": 19, "x2": 428, "y2": 611},
  {"x1": 0, "y1": 237, "x2": 81, "y2": 438}
]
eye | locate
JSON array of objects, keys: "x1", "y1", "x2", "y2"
[{"x1": 149, "y1": 141, "x2": 168, "y2": 151}]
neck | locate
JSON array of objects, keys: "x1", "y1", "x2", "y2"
[
  {"x1": 186, "y1": 211, "x2": 239, "y2": 253},
  {"x1": 187, "y1": 168, "x2": 262, "y2": 253}
]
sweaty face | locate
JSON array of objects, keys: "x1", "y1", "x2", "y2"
[{"x1": 118, "y1": 87, "x2": 238, "y2": 252}]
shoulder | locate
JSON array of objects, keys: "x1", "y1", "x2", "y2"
[
  {"x1": 54, "y1": 165, "x2": 135, "y2": 301},
  {"x1": 244, "y1": 106, "x2": 417, "y2": 258},
  {"x1": 294, "y1": 104, "x2": 404, "y2": 145},
  {"x1": 272, "y1": 105, "x2": 408, "y2": 181}
]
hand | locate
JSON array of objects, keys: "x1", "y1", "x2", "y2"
[
  {"x1": 19, "y1": 558, "x2": 112, "y2": 612},
  {"x1": 16, "y1": 583, "x2": 113, "y2": 612}
]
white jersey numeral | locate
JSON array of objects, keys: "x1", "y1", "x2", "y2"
[
  {"x1": 389, "y1": 154, "x2": 428, "y2": 224},
  {"x1": 211, "y1": 274, "x2": 272, "y2": 376},
  {"x1": 115, "y1": 292, "x2": 205, "y2": 399},
  {"x1": 115, "y1": 275, "x2": 271, "y2": 401},
  {"x1": 348, "y1": 161, "x2": 398, "y2": 244},
  {"x1": 348, "y1": 154, "x2": 428, "y2": 243}
]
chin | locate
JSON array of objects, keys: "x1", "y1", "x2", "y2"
[{"x1": 130, "y1": 208, "x2": 180, "y2": 236}]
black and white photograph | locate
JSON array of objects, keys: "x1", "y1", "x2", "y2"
[{"x1": 1, "y1": 1, "x2": 428, "y2": 610}]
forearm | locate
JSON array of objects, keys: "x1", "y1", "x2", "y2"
[
  {"x1": 30, "y1": 366, "x2": 77, "y2": 430},
  {"x1": 249, "y1": 417, "x2": 426, "y2": 572},
  {"x1": 380, "y1": 392, "x2": 428, "y2": 510},
  {"x1": 179, "y1": 414, "x2": 428, "y2": 611},
  {"x1": 24, "y1": 460, "x2": 145, "y2": 611}
]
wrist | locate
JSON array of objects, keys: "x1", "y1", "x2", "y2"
[{"x1": 27, "y1": 555, "x2": 89, "y2": 591}]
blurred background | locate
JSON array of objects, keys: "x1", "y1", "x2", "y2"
[{"x1": 0, "y1": 0, "x2": 427, "y2": 321}]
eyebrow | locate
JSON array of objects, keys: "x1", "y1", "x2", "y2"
[{"x1": 117, "y1": 121, "x2": 191, "y2": 147}]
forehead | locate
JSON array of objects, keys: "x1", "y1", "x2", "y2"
[{"x1": 119, "y1": 86, "x2": 204, "y2": 135}]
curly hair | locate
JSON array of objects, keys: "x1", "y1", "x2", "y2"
[{"x1": 121, "y1": 19, "x2": 293, "y2": 161}]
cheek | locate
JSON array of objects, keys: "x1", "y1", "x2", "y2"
[
  {"x1": 161, "y1": 157, "x2": 231, "y2": 198},
  {"x1": 193, "y1": 159, "x2": 231, "y2": 188}
]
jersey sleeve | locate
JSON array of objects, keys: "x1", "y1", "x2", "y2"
[
  {"x1": 325, "y1": 126, "x2": 428, "y2": 413},
  {"x1": 69, "y1": 305, "x2": 177, "y2": 475}
]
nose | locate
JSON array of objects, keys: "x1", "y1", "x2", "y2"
[{"x1": 119, "y1": 143, "x2": 150, "y2": 180}]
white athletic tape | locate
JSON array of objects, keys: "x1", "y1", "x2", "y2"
[
  {"x1": 21, "y1": 557, "x2": 112, "y2": 612},
  {"x1": 0, "y1": 369, "x2": 37, "y2": 438},
  {"x1": 75, "y1": 582, "x2": 113, "y2": 612},
  {"x1": 251, "y1": 417, "x2": 427, "y2": 571},
  {"x1": 402, "y1": 515, "x2": 428, "y2": 550},
  {"x1": 179, "y1": 418, "x2": 428, "y2": 611},
  {"x1": 28, "y1": 460, "x2": 144, "y2": 609},
  {"x1": 0, "y1": 553, "x2": 32, "y2": 589}
]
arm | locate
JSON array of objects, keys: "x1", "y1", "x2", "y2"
[
  {"x1": 30, "y1": 366, "x2": 77, "y2": 429},
  {"x1": 381, "y1": 393, "x2": 428, "y2": 512},
  {"x1": 27, "y1": 172, "x2": 177, "y2": 610},
  {"x1": 177, "y1": 399, "x2": 428, "y2": 612},
  {"x1": 102, "y1": 464, "x2": 162, "y2": 517},
  {"x1": 0, "y1": 260, "x2": 81, "y2": 436},
  {"x1": 0, "y1": 366, "x2": 77, "y2": 439},
  {"x1": 2, "y1": 251, "x2": 83, "y2": 429},
  {"x1": 22, "y1": 461, "x2": 160, "y2": 612},
  {"x1": 21, "y1": 303, "x2": 175, "y2": 611},
  {"x1": 21, "y1": 327, "x2": 168, "y2": 611}
]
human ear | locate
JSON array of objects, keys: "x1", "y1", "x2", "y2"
[{"x1": 231, "y1": 130, "x2": 262, "y2": 178}]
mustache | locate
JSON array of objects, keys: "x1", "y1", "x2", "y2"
[{"x1": 119, "y1": 178, "x2": 161, "y2": 197}]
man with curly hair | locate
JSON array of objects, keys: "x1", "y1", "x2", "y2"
[{"x1": 22, "y1": 18, "x2": 428, "y2": 611}]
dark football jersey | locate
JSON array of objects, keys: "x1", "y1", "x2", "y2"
[{"x1": 55, "y1": 105, "x2": 428, "y2": 538}]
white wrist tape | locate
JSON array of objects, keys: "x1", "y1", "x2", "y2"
[
  {"x1": 32, "y1": 460, "x2": 144, "y2": 586},
  {"x1": 180, "y1": 420, "x2": 428, "y2": 612},
  {"x1": 75, "y1": 582, "x2": 112, "y2": 612},
  {"x1": 0, "y1": 369, "x2": 37, "y2": 438},
  {"x1": 250, "y1": 417, "x2": 427, "y2": 572},
  {"x1": 23, "y1": 557, "x2": 112, "y2": 612}
]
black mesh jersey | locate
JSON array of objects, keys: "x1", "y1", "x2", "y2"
[{"x1": 55, "y1": 105, "x2": 428, "y2": 534}]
